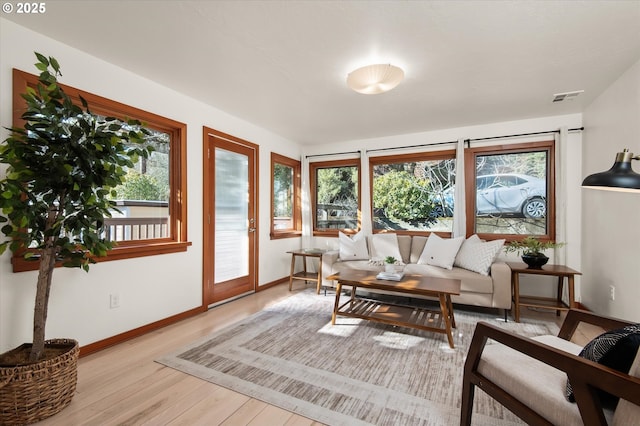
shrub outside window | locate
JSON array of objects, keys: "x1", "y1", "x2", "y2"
[
  {"x1": 465, "y1": 141, "x2": 555, "y2": 241},
  {"x1": 11, "y1": 69, "x2": 189, "y2": 272},
  {"x1": 270, "y1": 153, "x2": 301, "y2": 238},
  {"x1": 310, "y1": 159, "x2": 360, "y2": 236},
  {"x1": 370, "y1": 151, "x2": 456, "y2": 235}
]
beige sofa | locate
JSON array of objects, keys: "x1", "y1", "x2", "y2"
[{"x1": 321, "y1": 234, "x2": 511, "y2": 311}]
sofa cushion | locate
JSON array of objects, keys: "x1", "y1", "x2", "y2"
[
  {"x1": 404, "y1": 263, "x2": 494, "y2": 294},
  {"x1": 454, "y1": 234, "x2": 505, "y2": 276},
  {"x1": 339, "y1": 230, "x2": 369, "y2": 260},
  {"x1": 566, "y1": 324, "x2": 640, "y2": 404},
  {"x1": 417, "y1": 233, "x2": 464, "y2": 270},
  {"x1": 332, "y1": 259, "x2": 384, "y2": 275},
  {"x1": 409, "y1": 236, "x2": 428, "y2": 264},
  {"x1": 369, "y1": 233, "x2": 403, "y2": 262},
  {"x1": 397, "y1": 235, "x2": 412, "y2": 264}
]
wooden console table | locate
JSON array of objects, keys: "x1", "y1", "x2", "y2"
[
  {"x1": 287, "y1": 249, "x2": 325, "y2": 294},
  {"x1": 507, "y1": 262, "x2": 582, "y2": 323}
]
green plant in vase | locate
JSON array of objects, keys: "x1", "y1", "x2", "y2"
[
  {"x1": 384, "y1": 256, "x2": 398, "y2": 273},
  {"x1": 504, "y1": 236, "x2": 565, "y2": 269}
]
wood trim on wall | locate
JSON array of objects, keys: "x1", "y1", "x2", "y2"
[{"x1": 79, "y1": 305, "x2": 206, "y2": 357}]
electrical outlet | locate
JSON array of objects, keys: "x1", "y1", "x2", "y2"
[
  {"x1": 110, "y1": 293, "x2": 120, "y2": 309},
  {"x1": 609, "y1": 285, "x2": 615, "y2": 301}
]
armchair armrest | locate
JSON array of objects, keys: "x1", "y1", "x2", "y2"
[
  {"x1": 462, "y1": 321, "x2": 640, "y2": 426},
  {"x1": 558, "y1": 308, "x2": 635, "y2": 341}
]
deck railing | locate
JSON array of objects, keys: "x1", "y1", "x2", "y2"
[{"x1": 104, "y1": 217, "x2": 169, "y2": 242}]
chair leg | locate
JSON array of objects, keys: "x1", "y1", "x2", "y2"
[{"x1": 460, "y1": 376, "x2": 475, "y2": 426}]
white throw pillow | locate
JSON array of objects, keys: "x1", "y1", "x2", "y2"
[
  {"x1": 338, "y1": 231, "x2": 369, "y2": 260},
  {"x1": 370, "y1": 233, "x2": 403, "y2": 262},
  {"x1": 417, "y1": 233, "x2": 464, "y2": 270},
  {"x1": 454, "y1": 234, "x2": 505, "y2": 276}
]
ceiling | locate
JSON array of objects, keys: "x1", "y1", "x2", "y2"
[{"x1": 4, "y1": 1, "x2": 640, "y2": 145}]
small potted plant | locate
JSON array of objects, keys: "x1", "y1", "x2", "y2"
[
  {"x1": 384, "y1": 256, "x2": 398, "y2": 273},
  {"x1": 504, "y1": 236, "x2": 565, "y2": 269}
]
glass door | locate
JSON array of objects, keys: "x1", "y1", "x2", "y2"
[{"x1": 204, "y1": 130, "x2": 257, "y2": 305}]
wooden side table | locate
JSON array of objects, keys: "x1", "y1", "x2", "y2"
[
  {"x1": 287, "y1": 249, "x2": 325, "y2": 294},
  {"x1": 507, "y1": 262, "x2": 582, "y2": 322}
]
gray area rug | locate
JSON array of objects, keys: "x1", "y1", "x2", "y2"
[{"x1": 157, "y1": 290, "x2": 559, "y2": 425}]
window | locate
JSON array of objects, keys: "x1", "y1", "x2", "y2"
[
  {"x1": 11, "y1": 69, "x2": 190, "y2": 272},
  {"x1": 270, "y1": 153, "x2": 301, "y2": 238},
  {"x1": 465, "y1": 141, "x2": 555, "y2": 241},
  {"x1": 310, "y1": 159, "x2": 360, "y2": 236},
  {"x1": 370, "y1": 151, "x2": 456, "y2": 235}
]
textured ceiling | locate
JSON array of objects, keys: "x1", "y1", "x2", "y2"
[{"x1": 4, "y1": 0, "x2": 640, "y2": 144}]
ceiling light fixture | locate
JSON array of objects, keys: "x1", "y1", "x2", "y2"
[
  {"x1": 582, "y1": 149, "x2": 640, "y2": 193},
  {"x1": 347, "y1": 64, "x2": 404, "y2": 95}
]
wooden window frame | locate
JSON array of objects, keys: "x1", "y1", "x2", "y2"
[
  {"x1": 270, "y1": 153, "x2": 301, "y2": 239},
  {"x1": 464, "y1": 140, "x2": 556, "y2": 243},
  {"x1": 369, "y1": 150, "x2": 456, "y2": 237},
  {"x1": 310, "y1": 158, "x2": 361, "y2": 237},
  {"x1": 10, "y1": 69, "x2": 190, "y2": 272}
]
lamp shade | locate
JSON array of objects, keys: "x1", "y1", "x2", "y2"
[
  {"x1": 347, "y1": 64, "x2": 404, "y2": 95},
  {"x1": 582, "y1": 150, "x2": 640, "y2": 193}
]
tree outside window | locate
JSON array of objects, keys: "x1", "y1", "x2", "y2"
[
  {"x1": 310, "y1": 159, "x2": 360, "y2": 235},
  {"x1": 11, "y1": 69, "x2": 189, "y2": 272},
  {"x1": 271, "y1": 153, "x2": 301, "y2": 238},
  {"x1": 371, "y1": 152, "x2": 456, "y2": 234}
]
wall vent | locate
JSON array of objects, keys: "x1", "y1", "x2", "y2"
[{"x1": 552, "y1": 90, "x2": 584, "y2": 103}]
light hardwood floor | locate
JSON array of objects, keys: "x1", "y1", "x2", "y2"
[{"x1": 36, "y1": 283, "x2": 596, "y2": 425}]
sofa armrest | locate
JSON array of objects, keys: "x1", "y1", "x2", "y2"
[
  {"x1": 321, "y1": 250, "x2": 340, "y2": 286},
  {"x1": 489, "y1": 261, "x2": 511, "y2": 309}
]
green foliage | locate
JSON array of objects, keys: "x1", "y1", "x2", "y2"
[
  {"x1": 372, "y1": 170, "x2": 434, "y2": 223},
  {"x1": 115, "y1": 171, "x2": 166, "y2": 201},
  {"x1": 504, "y1": 236, "x2": 565, "y2": 256},
  {"x1": 316, "y1": 166, "x2": 358, "y2": 207},
  {"x1": 384, "y1": 256, "x2": 397, "y2": 264},
  {"x1": 273, "y1": 163, "x2": 293, "y2": 217},
  {"x1": 0, "y1": 52, "x2": 152, "y2": 269}
]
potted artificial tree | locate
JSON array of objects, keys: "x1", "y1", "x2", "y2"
[
  {"x1": 504, "y1": 236, "x2": 565, "y2": 269},
  {"x1": 0, "y1": 53, "x2": 151, "y2": 424}
]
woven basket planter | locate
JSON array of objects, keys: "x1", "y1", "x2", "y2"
[{"x1": 0, "y1": 338, "x2": 79, "y2": 425}]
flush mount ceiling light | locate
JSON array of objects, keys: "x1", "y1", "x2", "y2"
[{"x1": 347, "y1": 64, "x2": 404, "y2": 95}]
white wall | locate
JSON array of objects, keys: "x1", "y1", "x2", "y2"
[
  {"x1": 0, "y1": 19, "x2": 302, "y2": 352},
  {"x1": 305, "y1": 114, "x2": 585, "y2": 300},
  {"x1": 581, "y1": 58, "x2": 640, "y2": 322}
]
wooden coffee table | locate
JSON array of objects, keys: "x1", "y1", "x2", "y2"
[{"x1": 327, "y1": 270, "x2": 461, "y2": 348}]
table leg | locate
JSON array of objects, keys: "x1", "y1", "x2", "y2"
[
  {"x1": 556, "y1": 276, "x2": 564, "y2": 316},
  {"x1": 316, "y1": 255, "x2": 323, "y2": 295},
  {"x1": 288, "y1": 253, "x2": 296, "y2": 291},
  {"x1": 439, "y1": 294, "x2": 455, "y2": 349},
  {"x1": 568, "y1": 276, "x2": 576, "y2": 309},
  {"x1": 303, "y1": 256, "x2": 308, "y2": 277},
  {"x1": 331, "y1": 282, "x2": 342, "y2": 325},
  {"x1": 513, "y1": 272, "x2": 521, "y2": 323},
  {"x1": 446, "y1": 294, "x2": 456, "y2": 329}
]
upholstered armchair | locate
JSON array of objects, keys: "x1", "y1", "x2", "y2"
[{"x1": 461, "y1": 309, "x2": 640, "y2": 426}]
